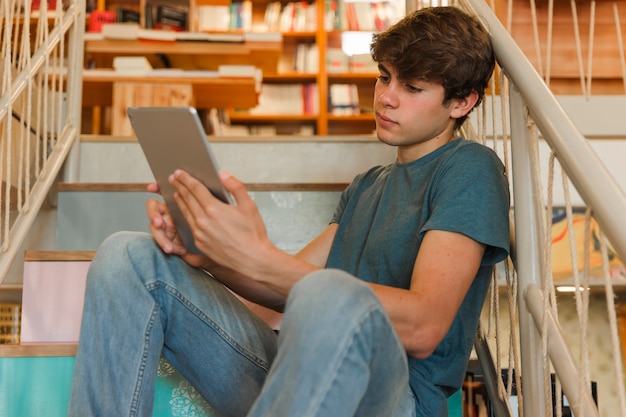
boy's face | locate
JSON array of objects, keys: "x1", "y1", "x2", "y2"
[{"x1": 374, "y1": 63, "x2": 464, "y2": 163}]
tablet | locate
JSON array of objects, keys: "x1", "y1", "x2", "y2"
[{"x1": 127, "y1": 106, "x2": 233, "y2": 254}]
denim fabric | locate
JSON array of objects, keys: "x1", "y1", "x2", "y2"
[{"x1": 68, "y1": 231, "x2": 416, "y2": 417}]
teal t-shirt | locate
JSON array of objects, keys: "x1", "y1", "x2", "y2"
[{"x1": 326, "y1": 138, "x2": 510, "y2": 417}]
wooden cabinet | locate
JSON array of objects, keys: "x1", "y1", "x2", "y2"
[{"x1": 84, "y1": 0, "x2": 405, "y2": 136}]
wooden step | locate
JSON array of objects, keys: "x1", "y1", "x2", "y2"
[{"x1": 0, "y1": 343, "x2": 77, "y2": 358}]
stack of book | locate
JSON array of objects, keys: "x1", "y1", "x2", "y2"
[
  {"x1": 248, "y1": 84, "x2": 319, "y2": 115},
  {"x1": 197, "y1": 0, "x2": 252, "y2": 32},
  {"x1": 329, "y1": 84, "x2": 359, "y2": 116},
  {"x1": 327, "y1": 0, "x2": 400, "y2": 31},
  {"x1": 294, "y1": 43, "x2": 319, "y2": 73},
  {"x1": 263, "y1": 1, "x2": 317, "y2": 32},
  {"x1": 326, "y1": 48, "x2": 349, "y2": 73}
]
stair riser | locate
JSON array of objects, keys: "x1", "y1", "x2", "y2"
[
  {"x1": 57, "y1": 190, "x2": 341, "y2": 252},
  {"x1": 77, "y1": 140, "x2": 396, "y2": 183}
]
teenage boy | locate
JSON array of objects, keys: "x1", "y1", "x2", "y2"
[{"x1": 69, "y1": 6, "x2": 510, "y2": 417}]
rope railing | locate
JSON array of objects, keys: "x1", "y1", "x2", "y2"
[
  {"x1": 459, "y1": 0, "x2": 626, "y2": 416},
  {"x1": 0, "y1": 0, "x2": 84, "y2": 283}
]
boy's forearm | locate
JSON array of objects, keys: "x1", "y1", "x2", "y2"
[
  {"x1": 243, "y1": 241, "x2": 321, "y2": 296},
  {"x1": 207, "y1": 242, "x2": 320, "y2": 310}
]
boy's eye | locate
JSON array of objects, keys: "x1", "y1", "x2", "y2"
[
  {"x1": 406, "y1": 84, "x2": 423, "y2": 93},
  {"x1": 377, "y1": 75, "x2": 390, "y2": 83}
]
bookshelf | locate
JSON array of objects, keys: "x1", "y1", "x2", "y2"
[{"x1": 84, "y1": 0, "x2": 406, "y2": 136}]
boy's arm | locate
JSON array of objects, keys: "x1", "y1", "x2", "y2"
[
  {"x1": 165, "y1": 169, "x2": 336, "y2": 308},
  {"x1": 369, "y1": 229, "x2": 485, "y2": 359}
]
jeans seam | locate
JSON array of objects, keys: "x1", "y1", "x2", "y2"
[
  {"x1": 129, "y1": 303, "x2": 159, "y2": 417},
  {"x1": 306, "y1": 304, "x2": 382, "y2": 417},
  {"x1": 149, "y1": 281, "x2": 272, "y2": 371}
]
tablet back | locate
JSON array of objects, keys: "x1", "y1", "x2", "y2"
[{"x1": 127, "y1": 106, "x2": 231, "y2": 253}]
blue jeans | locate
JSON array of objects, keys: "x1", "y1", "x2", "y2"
[{"x1": 68, "y1": 231, "x2": 416, "y2": 417}]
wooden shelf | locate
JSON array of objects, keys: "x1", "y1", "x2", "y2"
[
  {"x1": 264, "y1": 72, "x2": 318, "y2": 82},
  {"x1": 85, "y1": 39, "x2": 280, "y2": 55},
  {"x1": 82, "y1": 70, "x2": 259, "y2": 109},
  {"x1": 328, "y1": 72, "x2": 378, "y2": 81},
  {"x1": 229, "y1": 113, "x2": 318, "y2": 122},
  {"x1": 328, "y1": 114, "x2": 374, "y2": 122}
]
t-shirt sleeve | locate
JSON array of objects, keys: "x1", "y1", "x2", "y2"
[
  {"x1": 422, "y1": 143, "x2": 511, "y2": 265},
  {"x1": 330, "y1": 168, "x2": 377, "y2": 225}
]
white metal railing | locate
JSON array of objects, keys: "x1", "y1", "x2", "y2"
[
  {"x1": 0, "y1": 0, "x2": 84, "y2": 283},
  {"x1": 460, "y1": 0, "x2": 626, "y2": 416}
]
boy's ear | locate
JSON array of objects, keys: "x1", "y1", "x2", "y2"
[{"x1": 450, "y1": 90, "x2": 479, "y2": 119}]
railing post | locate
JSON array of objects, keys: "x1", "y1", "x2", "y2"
[
  {"x1": 509, "y1": 85, "x2": 547, "y2": 417},
  {"x1": 62, "y1": 0, "x2": 85, "y2": 183}
]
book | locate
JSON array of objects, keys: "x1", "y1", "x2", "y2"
[
  {"x1": 112, "y1": 56, "x2": 153, "y2": 75},
  {"x1": 244, "y1": 32, "x2": 282, "y2": 42},
  {"x1": 156, "y1": 5, "x2": 187, "y2": 31},
  {"x1": 264, "y1": 2, "x2": 282, "y2": 31},
  {"x1": 138, "y1": 29, "x2": 177, "y2": 42},
  {"x1": 349, "y1": 53, "x2": 377, "y2": 72},
  {"x1": 116, "y1": 8, "x2": 140, "y2": 24},
  {"x1": 248, "y1": 83, "x2": 317, "y2": 115},
  {"x1": 176, "y1": 32, "x2": 244, "y2": 43},
  {"x1": 295, "y1": 43, "x2": 319, "y2": 73},
  {"x1": 218, "y1": 65, "x2": 258, "y2": 77},
  {"x1": 101, "y1": 23, "x2": 140, "y2": 40},
  {"x1": 329, "y1": 84, "x2": 359, "y2": 115},
  {"x1": 197, "y1": 5, "x2": 230, "y2": 32},
  {"x1": 326, "y1": 48, "x2": 349, "y2": 73}
]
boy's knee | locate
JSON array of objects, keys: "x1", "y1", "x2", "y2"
[
  {"x1": 286, "y1": 269, "x2": 380, "y2": 324},
  {"x1": 87, "y1": 231, "x2": 155, "y2": 287}
]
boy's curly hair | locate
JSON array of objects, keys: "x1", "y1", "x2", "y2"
[{"x1": 371, "y1": 6, "x2": 495, "y2": 129}]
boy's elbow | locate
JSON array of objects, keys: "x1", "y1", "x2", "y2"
[{"x1": 406, "y1": 325, "x2": 446, "y2": 359}]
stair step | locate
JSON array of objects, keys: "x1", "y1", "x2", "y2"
[
  {"x1": 56, "y1": 182, "x2": 345, "y2": 253},
  {"x1": 24, "y1": 250, "x2": 96, "y2": 262},
  {"x1": 0, "y1": 343, "x2": 76, "y2": 358},
  {"x1": 77, "y1": 134, "x2": 396, "y2": 183},
  {"x1": 0, "y1": 343, "x2": 219, "y2": 417}
]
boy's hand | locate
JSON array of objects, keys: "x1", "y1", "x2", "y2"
[
  {"x1": 145, "y1": 184, "x2": 210, "y2": 268},
  {"x1": 168, "y1": 169, "x2": 272, "y2": 276}
]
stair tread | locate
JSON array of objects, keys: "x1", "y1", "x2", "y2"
[
  {"x1": 24, "y1": 250, "x2": 96, "y2": 262},
  {"x1": 58, "y1": 182, "x2": 349, "y2": 192},
  {"x1": 81, "y1": 134, "x2": 380, "y2": 144},
  {"x1": 0, "y1": 343, "x2": 77, "y2": 358}
]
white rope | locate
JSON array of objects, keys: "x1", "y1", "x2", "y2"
[
  {"x1": 569, "y1": 0, "x2": 588, "y2": 97},
  {"x1": 600, "y1": 228, "x2": 626, "y2": 416},
  {"x1": 528, "y1": 0, "x2": 545, "y2": 78},
  {"x1": 586, "y1": 1, "x2": 596, "y2": 96},
  {"x1": 40, "y1": 4, "x2": 50, "y2": 172},
  {"x1": 562, "y1": 168, "x2": 592, "y2": 417},
  {"x1": 612, "y1": 1, "x2": 626, "y2": 95},
  {"x1": 23, "y1": 0, "x2": 34, "y2": 210},
  {"x1": 507, "y1": 0, "x2": 513, "y2": 32},
  {"x1": 545, "y1": 0, "x2": 554, "y2": 86}
]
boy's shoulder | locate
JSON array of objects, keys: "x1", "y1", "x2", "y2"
[{"x1": 447, "y1": 138, "x2": 504, "y2": 164}]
